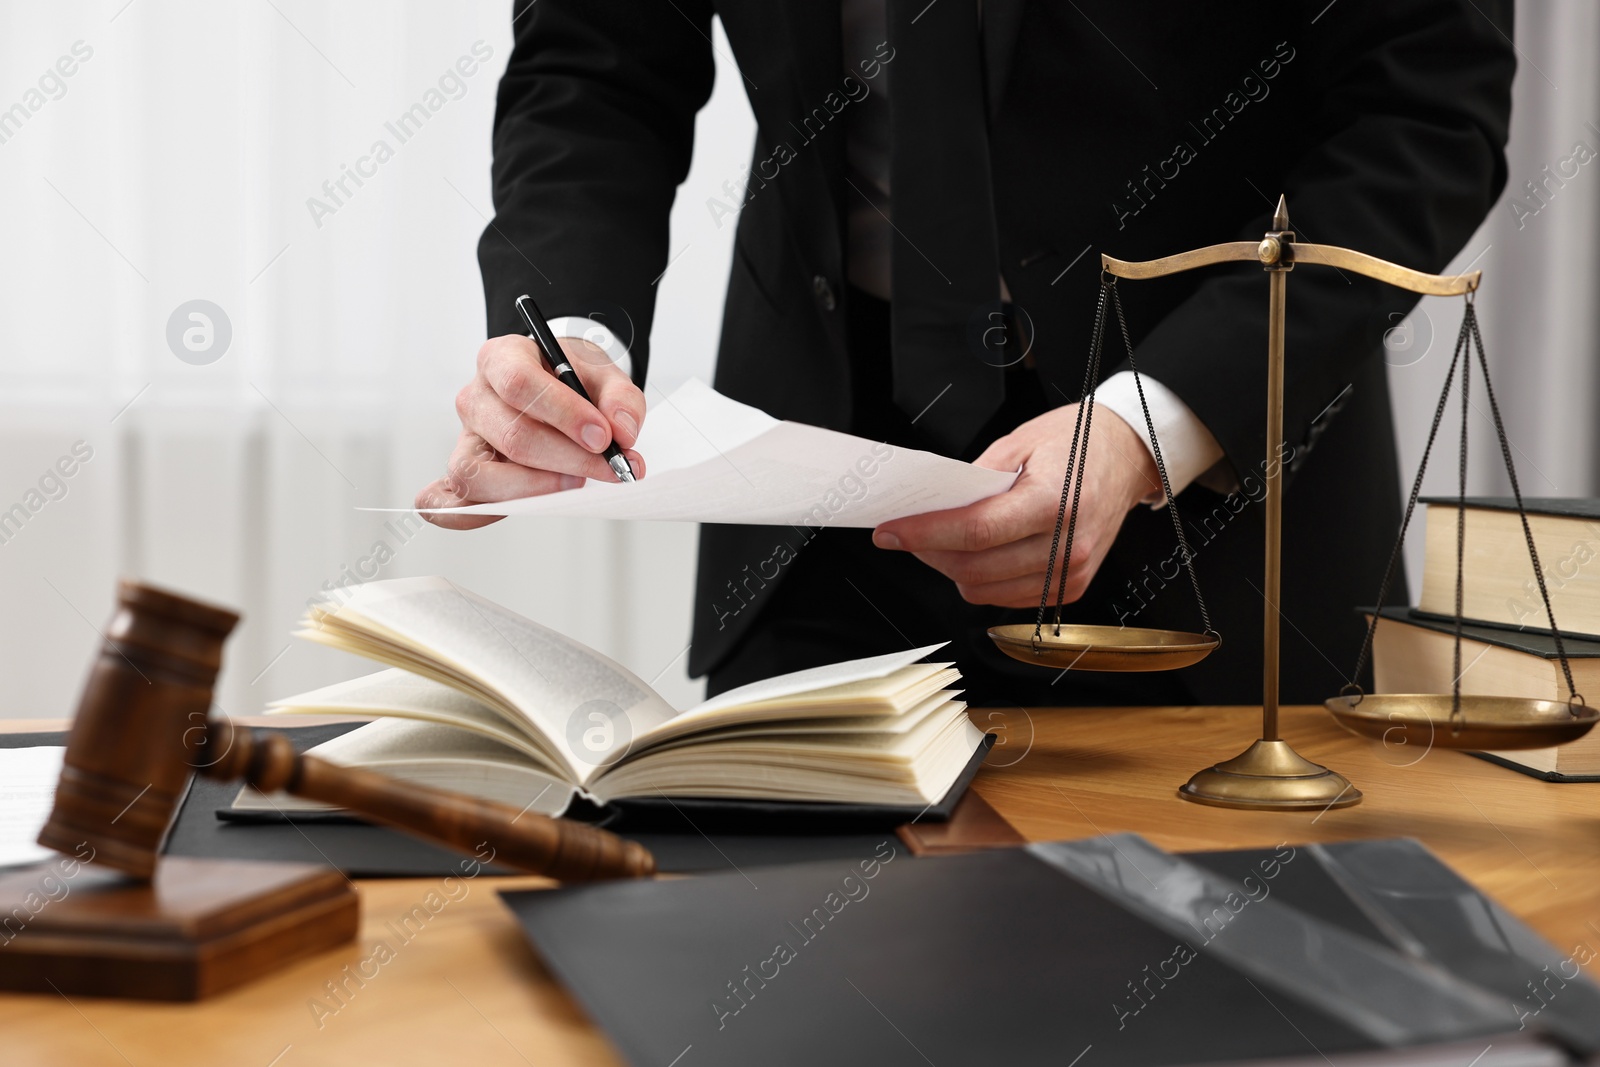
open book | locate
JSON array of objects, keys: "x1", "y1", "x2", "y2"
[{"x1": 240, "y1": 577, "x2": 984, "y2": 818}]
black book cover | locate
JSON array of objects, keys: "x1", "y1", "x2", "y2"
[
  {"x1": 579, "y1": 731, "x2": 995, "y2": 833},
  {"x1": 208, "y1": 722, "x2": 994, "y2": 833},
  {"x1": 1466, "y1": 750, "x2": 1600, "y2": 784},
  {"x1": 1418, "y1": 497, "x2": 1600, "y2": 521},
  {"x1": 0, "y1": 724, "x2": 965, "y2": 878},
  {"x1": 1364, "y1": 605, "x2": 1600, "y2": 660}
]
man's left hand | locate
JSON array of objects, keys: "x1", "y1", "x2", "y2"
[{"x1": 871, "y1": 404, "x2": 1161, "y2": 607}]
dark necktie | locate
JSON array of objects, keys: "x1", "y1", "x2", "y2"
[{"x1": 886, "y1": 0, "x2": 1005, "y2": 452}]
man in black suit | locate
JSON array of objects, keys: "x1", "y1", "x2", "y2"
[{"x1": 418, "y1": 1, "x2": 1514, "y2": 708}]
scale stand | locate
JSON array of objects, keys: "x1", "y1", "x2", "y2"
[{"x1": 1102, "y1": 196, "x2": 1482, "y2": 811}]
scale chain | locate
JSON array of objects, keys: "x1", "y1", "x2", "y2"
[
  {"x1": 1034, "y1": 284, "x2": 1107, "y2": 642},
  {"x1": 1349, "y1": 298, "x2": 1582, "y2": 717},
  {"x1": 1032, "y1": 275, "x2": 1214, "y2": 645},
  {"x1": 1452, "y1": 299, "x2": 1471, "y2": 729},
  {"x1": 1110, "y1": 284, "x2": 1214, "y2": 639},
  {"x1": 1466, "y1": 302, "x2": 1583, "y2": 706},
  {"x1": 1349, "y1": 311, "x2": 1472, "y2": 696},
  {"x1": 1051, "y1": 309, "x2": 1103, "y2": 629}
]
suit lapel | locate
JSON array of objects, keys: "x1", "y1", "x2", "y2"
[
  {"x1": 781, "y1": 0, "x2": 843, "y2": 111},
  {"x1": 778, "y1": 0, "x2": 845, "y2": 268},
  {"x1": 982, "y1": 0, "x2": 1026, "y2": 119}
]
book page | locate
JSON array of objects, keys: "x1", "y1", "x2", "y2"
[
  {"x1": 624, "y1": 647, "x2": 955, "y2": 752},
  {"x1": 309, "y1": 578, "x2": 677, "y2": 786},
  {"x1": 653, "y1": 694, "x2": 964, "y2": 745},
  {"x1": 236, "y1": 718, "x2": 576, "y2": 816},
  {"x1": 594, "y1": 709, "x2": 985, "y2": 805},
  {"x1": 687, "y1": 643, "x2": 948, "y2": 716},
  {"x1": 0, "y1": 747, "x2": 63, "y2": 868},
  {"x1": 272, "y1": 637, "x2": 963, "y2": 787},
  {"x1": 402, "y1": 380, "x2": 1017, "y2": 527},
  {"x1": 268, "y1": 668, "x2": 566, "y2": 774}
]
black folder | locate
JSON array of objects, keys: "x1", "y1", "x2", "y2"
[
  {"x1": 0, "y1": 725, "x2": 992, "y2": 877},
  {"x1": 501, "y1": 835, "x2": 1582, "y2": 1067}
]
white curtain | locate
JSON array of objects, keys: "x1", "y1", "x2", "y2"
[
  {"x1": 0, "y1": 1, "x2": 756, "y2": 719},
  {"x1": 1, "y1": 2, "x2": 1592, "y2": 722},
  {"x1": 1390, "y1": 2, "x2": 1600, "y2": 590}
]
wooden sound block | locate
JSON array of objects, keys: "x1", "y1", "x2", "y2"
[{"x1": 0, "y1": 856, "x2": 358, "y2": 1001}]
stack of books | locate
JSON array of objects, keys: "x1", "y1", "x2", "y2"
[{"x1": 1370, "y1": 498, "x2": 1600, "y2": 780}]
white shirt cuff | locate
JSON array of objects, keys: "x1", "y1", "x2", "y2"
[
  {"x1": 546, "y1": 316, "x2": 634, "y2": 380},
  {"x1": 1092, "y1": 371, "x2": 1228, "y2": 505}
]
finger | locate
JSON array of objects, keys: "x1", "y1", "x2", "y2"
[
  {"x1": 458, "y1": 381, "x2": 624, "y2": 480},
  {"x1": 873, "y1": 490, "x2": 1048, "y2": 554},
  {"x1": 939, "y1": 541, "x2": 1098, "y2": 607},
  {"x1": 562, "y1": 337, "x2": 647, "y2": 449},
  {"x1": 961, "y1": 563, "x2": 1096, "y2": 608},
  {"x1": 414, "y1": 477, "x2": 503, "y2": 530},
  {"x1": 971, "y1": 432, "x2": 1027, "y2": 474},
  {"x1": 456, "y1": 459, "x2": 583, "y2": 500},
  {"x1": 953, "y1": 574, "x2": 1061, "y2": 609},
  {"x1": 451, "y1": 448, "x2": 645, "y2": 500},
  {"x1": 909, "y1": 531, "x2": 1056, "y2": 586},
  {"x1": 448, "y1": 430, "x2": 583, "y2": 500},
  {"x1": 476, "y1": 335, "x2": 617, "y2": 454},
  {"x1": 443, "y1": 430, "x2": 498, "y2": 485}
]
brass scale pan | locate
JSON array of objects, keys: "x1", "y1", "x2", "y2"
[
  {"x1": 991, "y1": 616, "x2": 1598, "y2": 751},
  {"x1": 1325, "y1": 694, "x2": 1598, "y2": 751},
  {"x1": 986, "y1": 233, "x2": 1597, "y2": 752},
  {"x1": 988, "y1": 259, "x2": 1223, "y2": 679},
  {"x1": 988, "y1": 623, "x2": 1218, "y2": 673},
  {"x1": 989, "y1": 630, "x2": 1599, "y2": 750}
]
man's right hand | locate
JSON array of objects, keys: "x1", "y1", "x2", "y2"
[{"x1": 415, "y1": 334, "x2": 646, "y2": 530}]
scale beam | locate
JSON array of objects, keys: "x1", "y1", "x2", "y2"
[
  {"x1": 1101, "y1": 242, "x2": 1260, "y2": 280},
  {"x1": 1293, "y1": 245, "x2": 1479, "y2": 296},
  {"x1": 1103, "y1": 241, "x2": 1480, "y2": 297},
  {"x1": 1003, "y1": 192, "x2": 1579, "y2": 802},
  {"x1": 1096, "y1": 194, "x2": 1412, "y2": 812},
  {"x1": 1009, "y1": 193, "x2": 1494, "y2": 811}
]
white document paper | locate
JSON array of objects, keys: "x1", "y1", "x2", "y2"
[
  {"x1": 0, "y1": 747, "x2": 65, "y2": 869},
  {"x1": 409, "y1": 379, "x2": 1017, "y2": 527}
]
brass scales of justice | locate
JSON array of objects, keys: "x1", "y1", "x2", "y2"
[{"x1": 989, "y1": 195, "x2": 1599, "y2": 811}]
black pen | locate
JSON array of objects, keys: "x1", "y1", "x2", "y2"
[{"x1": 516, "y1": 294, "x2": 636, "y2": 483}]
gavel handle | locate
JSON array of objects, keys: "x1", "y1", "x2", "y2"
[{"x1": 201, "y1": 724, "x2": 654, "y2": 882}]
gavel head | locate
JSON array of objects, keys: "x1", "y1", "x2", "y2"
[{"x1": 37, "y1": 580, "x2": 239, "y2": 879}]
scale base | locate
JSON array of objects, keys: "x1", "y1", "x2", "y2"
[{"x1": 1179, "y1": 739, "x2": 1361, "y2": 811}]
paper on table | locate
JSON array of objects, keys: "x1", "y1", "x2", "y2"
[
  {"x1": 406, "y1": 379, "x2": 1018, "y2": 526},
  {"x1": 0, "y1": 747, "x2": 64, "y2": 869}
]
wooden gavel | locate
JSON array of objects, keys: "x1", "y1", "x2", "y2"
[{"x1": 36, "y1": 580, "x2": 655, "y2": 882}]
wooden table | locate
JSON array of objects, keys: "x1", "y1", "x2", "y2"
[{"x1": 3, "y1": 706, "x2": 1598, "y2": 1066}]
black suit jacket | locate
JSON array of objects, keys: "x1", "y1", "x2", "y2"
[{"x1": 478, "y1": 1, "x2": 1514, "y2": 702}]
